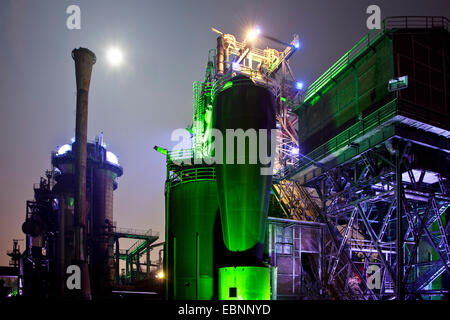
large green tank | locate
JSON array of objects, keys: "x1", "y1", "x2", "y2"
[
  {"x1": 213, "y1": 76, "x2": 276, "y2": 300},
  {"x1": 166, "y1": 166, "x2": 219, "y2": 300}
]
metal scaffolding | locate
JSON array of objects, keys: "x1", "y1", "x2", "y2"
[
  {"x1": 112, "y1": 229, "x2": 161, "y2": 285},
  {"x1": 270, "y1": 17, "x2": 450, "y2": 299}
]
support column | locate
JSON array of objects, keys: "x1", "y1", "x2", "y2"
[
  {"x1": 146, "y1": 247, "x2": 150, "y2": 276},
  {"x1": 136, "y1": 255, "x2": 141, "y2": 282},
  {"x1": 396, "y1": 150, "x2": 405, "y2": 300},
  {"x1": 115, "y1": 238, "x2": 119, "y2": 285},
  {"x1": 125, "y1": 256, "x2": 129, "y2": 284}
]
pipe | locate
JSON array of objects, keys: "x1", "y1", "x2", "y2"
[
  {"x1": 71, "y1": 47, "x2": 96, "y2": 300},
  {"x1": 216, "y1": 36, "x2": 224, "y2": 75},
  {"x1": 158, "y1": 248, "x2": 164, "y2": 265}
]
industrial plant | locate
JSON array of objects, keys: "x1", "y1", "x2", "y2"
[{"x1": 2, "y1": 15, "x2": 449, "y2": 301}]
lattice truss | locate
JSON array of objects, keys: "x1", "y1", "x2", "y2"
[
  {"x1": 274, "y1": 140, "x2": 450, "y2": 299},
  {"x1": 189, "y1": 29, "x2": 301, "y2": 169}
]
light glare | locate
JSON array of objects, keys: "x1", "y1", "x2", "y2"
[
  {"x1": 247, "y1": 26, "x2": 261, "y2": 41},
  {"x1": 107, "y1": 47, "x2": 123, "y2": 67},
  {"x1": 57, "y1": 144, "x2": 72, "y2": 156},
  {"x1": 106, "y1": 151, "x2": 119, "y2": 165}
]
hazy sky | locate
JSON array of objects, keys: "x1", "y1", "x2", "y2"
[{"x1": 1, "y1": 0, "x2": 449, "y2": 266}]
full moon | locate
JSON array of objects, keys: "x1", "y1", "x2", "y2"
[{"x1": 106, "y1": 47, "x2": 123, "y2": 67}]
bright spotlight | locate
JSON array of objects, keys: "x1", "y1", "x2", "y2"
[
  {"x1": 106, "y1": 151, "x2": 119, "y2": 166},
  {"x1": 156, "y1": 271, "x2": 164, "y2": 279},
  {"x1": 57, "y1": 144, "x2": 72, "y2": 156},
  {"x1": 291, "y1": 147, "x2": 299, "y2": 155},
  {"x1": 294, "y1": 40, "x2": 300, "y2": 49},
  {"x1": 106, "y1": 47, "x2": 123, "y2": 67},
  {"x1": 295, "y1": 82, "x2": 304, "y2": 90},
  {"x1": 247, "y1": 26, "x2": 261, "y2": 41}
]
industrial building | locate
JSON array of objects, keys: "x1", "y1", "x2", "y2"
[
  {"x1": 3, "y1": 16, "x2": 449, "y2": 301},
  {"x1": 7, "y1": 48, "x2": 163, "y2": 300},
  {"x1": 162, "y1": 16, "x2": 449, "y2": 300}
]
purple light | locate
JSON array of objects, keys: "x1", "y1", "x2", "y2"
[
  {"x1": 106, "y1": 151, "x2": 119, "y2": 165},
  {"x1": 402, "y1": 169, "x2": 439, "y2": 185},
  {"x1": 57, "y1": 144, "x2": 71, "y2": 156}
]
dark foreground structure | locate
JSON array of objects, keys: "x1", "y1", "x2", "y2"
[{"x1": 10, "y1": 49, "x2": 162, "y2": 300}]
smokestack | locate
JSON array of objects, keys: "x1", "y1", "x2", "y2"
[{"x1": 72, "y1": 47, "x2": 96, "y2": 300}]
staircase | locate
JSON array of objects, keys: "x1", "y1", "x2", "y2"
[
  {"x1": 406, "y1": 260, "x2": 450, "y2": 292},
  {"x1": 271, "y1": 180, "x2": 321, "y2": 221}
]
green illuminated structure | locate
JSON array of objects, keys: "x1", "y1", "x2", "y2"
[
  {"x1": 164, "y1": 28, "x2": 294, "y2": 301},
  {"x1": 214, "y1": 77, "x2": 276, "y2": 300},
  {"x1": 165, "y1": 77, "x2": 276, "y2": 300},
  {"x1": 166, "y1": 167, "x2": 218, "y2": 300},
  {"x1": 218, "y1": 267, "x2": 271, "y2": 300}
]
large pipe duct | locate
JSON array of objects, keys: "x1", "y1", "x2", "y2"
[
  {"x1": 214, "y1": 76, "x2": 276, "y2": 299},
  {"x1": 72, "y1": 47, "x2": 96, "y2": 300}
]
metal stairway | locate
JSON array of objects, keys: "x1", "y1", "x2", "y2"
[
  {"x1": 406, "y1": 260, "x2": 450, "y2": 292},
  {"x1": 271, "y1": 180, "x2": 321, "y2": 221}
]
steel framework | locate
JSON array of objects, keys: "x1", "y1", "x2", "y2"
[
  {"x1": 270, "y1": 17, "x2": 450, "y2": 299},
  {"x1": 273, "y1": 139, "x2": 449, "y2": 300},
  {"x1": 163, "y1": 18, "x2": 450, "y2": 300}
]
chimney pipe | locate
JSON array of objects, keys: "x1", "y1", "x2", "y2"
[{"x1": 72, "y1": 47, "x2": 96, "y2": 300}]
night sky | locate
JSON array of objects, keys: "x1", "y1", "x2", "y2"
[{"x1": 1, "y1": 0, "x2": 449, "y2": 266}]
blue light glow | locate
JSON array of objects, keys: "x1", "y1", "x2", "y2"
[
  {"x1": 106, "y1": 151, "x2": 119, "y2": 165},
  {"x1": 294, "y1": 40, "x2": 300, "y2": 49},
  {"x1": 57, "y1": 144, "x2": 72, "y2": 156},
  {"x1": 295, "y1": 82, "x2": 304, "y2": 90},
  {"x1": 291, "y1": 147, "x2": 299, "y2": 155},
  {"x1": 232, "y1": 62, "x2": 240, "y2": 71}
]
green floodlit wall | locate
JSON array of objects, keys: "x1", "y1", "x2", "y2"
[
  {"x1": 166, "y1": 176, "x2": 219, "y2": 300},
  {"x1": 296, "y1": 35, "x2": 394, "y2": 155},
  {"x1": 392, "y1": 29, "x2": 450, "y2": 126},
  {"x1": 295, "y1": 27, "x2": 450, "y2": 158},
  {"x1": 218, "y1": 267, "x2": 271, "y2": 300}
]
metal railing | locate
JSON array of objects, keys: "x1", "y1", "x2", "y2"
[
  {"x1": 167, "y1": 148, "x2": 217, "y2": 167},
  {"x1": 385, "y1": 16, "x2": 449, "y2": 30},
  {"x1": 114, "y1": 227, "x2": 159, "y2": 238},
  {"x1": 168, "y1": 166, "x2": 216, "y2": 188},
  {"x1": 167, "y1": 148, "x2": 194, "y2": 163},
  {"x1": 212, "y1": 70, "x2": 277, "y2": 97},
  {"x1": 299, "y1": 16, "x2": 449, "y2": 106},
  {"x1": 125, "y1": 229, "x2": 160, "y2": 257},
  {"x1": 274, "y1": 98, "x2": 398, "y2": 181}
]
